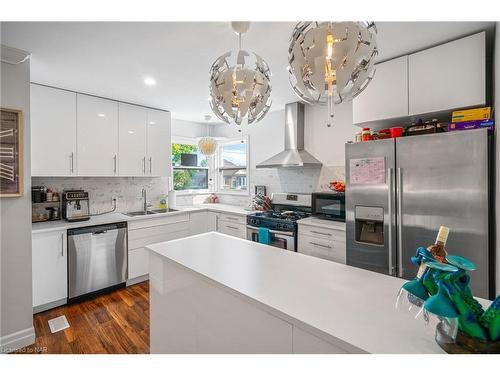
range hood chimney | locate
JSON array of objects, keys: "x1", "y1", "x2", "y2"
[{"x1": 256, "y1": 102, "x2": 322, "y2": 168}]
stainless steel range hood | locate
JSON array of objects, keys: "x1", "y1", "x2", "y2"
[{"x1": 256, "y1": 102, "x2": 322, "y2": 168}]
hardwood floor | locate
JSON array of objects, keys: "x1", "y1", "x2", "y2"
[{"x1": 15, "y1": 281, "x2": 150, "y2": 354}]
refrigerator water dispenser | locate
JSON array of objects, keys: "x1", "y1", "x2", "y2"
[{"x1": 355, "y1": 206, "x2": 384, "y2": 245}]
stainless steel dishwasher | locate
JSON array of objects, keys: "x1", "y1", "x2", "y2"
[{"x1": 67, "y1": 222, "x2": 127, "y2": 302}]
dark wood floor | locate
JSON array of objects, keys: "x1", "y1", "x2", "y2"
[{"x1": 15, "y1": 281, "x2": 150, "y2": 354}]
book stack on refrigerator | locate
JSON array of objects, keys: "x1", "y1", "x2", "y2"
[{"x1": 448, "y1": 107, "x2": 494, "y2": 132}]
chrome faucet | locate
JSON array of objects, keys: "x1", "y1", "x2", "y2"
[{"x1": 141, "y1": 188, "x2": 149, "y2": 213}]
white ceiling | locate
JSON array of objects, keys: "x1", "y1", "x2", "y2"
[{"x1": 1, "y1": 21, "x2": 494, "y2": 123}]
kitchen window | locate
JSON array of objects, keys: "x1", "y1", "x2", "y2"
[
  {"x1": 171, "y1": 141, "x2": 209, "y2": 191},
  {"x1": 217, "y1": 138, "x2": 249, "y2": 193}
]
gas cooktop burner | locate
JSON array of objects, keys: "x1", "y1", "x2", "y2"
[
  {"x1": 247, "y1": 209, "x2": 311, "y2": 231},
  {"x1": 253, "y1": 210, "x2": 309, "y2": 221}
]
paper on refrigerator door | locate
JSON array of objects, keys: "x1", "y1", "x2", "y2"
[{"x1": 349, "y1": 157, "x2": 385, "y2": 184}]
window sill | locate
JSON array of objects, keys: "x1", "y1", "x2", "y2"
[
  {"x1": 216, "y1": 190, "x2": 250, "y2": 197},
  {"x1": 174, "y1": 190, "x2": 210, "y2": 196}
]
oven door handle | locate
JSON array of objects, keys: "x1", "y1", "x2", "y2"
[{"x1": 246, "y1": 225, "x2": 294, "y2": 237}]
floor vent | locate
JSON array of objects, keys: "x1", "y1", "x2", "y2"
[{"x1": 48, "y1": 315, "x2": 70, "y2": 333}]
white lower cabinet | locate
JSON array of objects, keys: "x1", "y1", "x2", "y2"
[
  {"x1": 127, "y1": 214, "x2": 191, "y2": 284},
  {"x1": 127, "y1": 210, "x2": 248, "y2": 284},
  {"x1": 218, "y1": 219, "x2": 247, "y2": 239},
  {"x1": 32, "y1": 230, "x2": 68, "y2": 312},
  {"x1": 298, "y1": 223, "x2": 346, "y2": 264},
  {"x1": 189, "y1": 211, "x2": 208, "y2": 235},
  {"x1": 204, "y1": 211, "x2": 248, "y2": 236},
  {"x1": 207, "y1": 211, "x2": 218, "y2": 232},
  {"x1": 128, "y1": 247, "x2": 150, "y2": 280}
]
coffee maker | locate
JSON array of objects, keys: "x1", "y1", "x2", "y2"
[{"x1": 62, "y1": 190, "x2": 90, "y2": 222}]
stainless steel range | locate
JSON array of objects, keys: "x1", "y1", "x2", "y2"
[{"x1": 246, "y1": 193, "x2": 311, "y2": 251}]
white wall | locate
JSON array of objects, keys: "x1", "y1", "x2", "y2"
[
  {"x1": 305, "y1": 101, "x2": 355, "y2": 167},
  {"x1": 171, "y1": 118, "x2": 207, "y2": 139},
  {"x1": 0, "y1": 49, "x2": 35, "y2": 351},
  {"x1": 211, "y1": 102, "x2": 354, "y2": 197}
]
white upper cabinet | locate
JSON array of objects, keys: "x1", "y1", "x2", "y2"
[
  {"x1": 353, "y1": 56, "x2": 409, "y2": 124},
  {"x1": 353, "y1": 32, "x2": 486, "y2": 125},
  {"x1": 77, "y1": 94, "x2": 119, "y2": 176},
  {"x1": 408, "y1": 32, "x2": 486, "y2": 115},
  {"x1": 31, "y1": 85, "x2": 77, "y2": 176},
  {"x1": 118, "y1": 103, "x2": 148, "y2": 176},
  {"x1": 31, "y1": 85, "x2": 170, "y2": 177},
  {"x1": 146, "y1": 109, "x2": 171, "y2": 177}
]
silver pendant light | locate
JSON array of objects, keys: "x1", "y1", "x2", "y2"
[
  {"x1": 209, "y1": 22, "x2": 272, "y2": 126},
  {"x1": 288, "y1": 22, "x2": 378, "y2": 127}
]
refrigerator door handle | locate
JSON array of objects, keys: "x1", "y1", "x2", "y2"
[
  {"x1": 387, "y1": 167, "x2": 395, "y2": 276},
  {"x1": 397, "y1": 167, "x2": 403, "y2": 278}
]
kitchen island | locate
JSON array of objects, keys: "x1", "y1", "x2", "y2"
[{"x1": 146, "y1": 232, "x2": 480, "y2": 354}]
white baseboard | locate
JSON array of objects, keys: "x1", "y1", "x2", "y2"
[{"x1": 0, "y1": 326, "x2": 35, "y2": 353}]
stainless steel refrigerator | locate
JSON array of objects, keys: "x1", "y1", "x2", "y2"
[{"x1": 345, "y1": 129, "x2": 493, "y2": 299}]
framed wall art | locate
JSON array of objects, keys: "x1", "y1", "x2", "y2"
[{"x1": 0, "y1": 108, "x2": 23, "y2": 197}]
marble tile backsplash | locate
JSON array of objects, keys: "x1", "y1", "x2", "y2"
[
  {"x1": 32, "y1": 165, "x2": 345, "y2": 213},
  {"x1": 248, "y1": 165, "x2": 345, "y2": 196},
  {"x1": 31, "y1": 177, "x2": 170, "y2": 215}
]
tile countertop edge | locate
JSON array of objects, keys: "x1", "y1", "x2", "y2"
[{"x1": 31, "y1": 204, "x2": 254, "y2": 234}]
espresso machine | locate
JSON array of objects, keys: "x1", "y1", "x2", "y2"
[{"x1": 62, "y1": 190, "x2": 90, "y2": 222}]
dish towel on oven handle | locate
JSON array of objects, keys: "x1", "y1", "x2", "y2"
[{"x1": 258, "y1": 227, "x2": 270, "y2": 245}]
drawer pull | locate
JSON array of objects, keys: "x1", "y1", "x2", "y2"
[
  {"x1": 309, "y1": 241, "x2": 332, "y2": 249},
  {"x1": 310, "y1": 230, "x2": 332, "y2": 236},
  {"x1": 225, "y1": 217, "x2": 239, "y2": 221},
  {"x1": 226, "y1": 225, "x2": 239, "y2": 230}
]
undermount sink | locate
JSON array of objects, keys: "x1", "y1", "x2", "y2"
[
  {"x1": 150, "y1": 208, "x2": 178, "y2": 214},
  {"x1": 124, "y1": 210, "x2": 158, "y2": 217},
  {"x1": 124, "y1": 208, "x2": 179, "y2": 217}
]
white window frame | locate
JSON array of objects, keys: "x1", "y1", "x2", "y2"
[
  {"x1": 171, "y1": 136, "x2": 212, "y2": 195},
  {"x1": 216, "y1": 136, "x2": 250, "y2": 196}
]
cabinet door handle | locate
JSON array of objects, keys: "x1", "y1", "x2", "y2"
[
  {"x1": 61, "y1": 233, "x2": 64, "y2": 256},
  {"x1": 143, "y1": 157, "x2": 146, "y2": 174},
  {"x1": 310, "y1": 230, "x2": 331, "y2": 236},
  {"x1": 227, "y1": 225, "x2": 239, "y2": 230},
  {"x1": 225, "y1": 217, "x2": 239, "y2": 221},
  {"x1": 113, "y1": 154, "x2": 117, "y2": 175},
  {"x1": 149, "y1": 156, "x2": 152, "y2": 174},
  {"x1": 70, "y1": 152, "x2": 74, "y2": 174},
  {"x1": 309, "y1": 241, "x2": 332, "y2": 249}
]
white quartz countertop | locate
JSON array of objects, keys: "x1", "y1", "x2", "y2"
[
  {"x1": 147, "y1": 232, "x2": 490, "y2": 354},
  {"x1": 187, "y1": 203, "x2": 254, "y2": 216},
  {"x1": 297, "y1": 217, "x2": 346, "y2": 231},
  {"x1": 31, "y1": 203, "x2": 251, "y2": 234}
]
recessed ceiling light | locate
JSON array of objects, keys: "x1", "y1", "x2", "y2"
[
  {"x1": 128, "y1": 130, "x2": 135, "y2": 135},
  {"x1": 149, "y1": 121, "x2": 156, "y2": 125},
  {"x1": 97, "y1": 113, "x2": 105, "y2": 117},
  {"x1": 144, "y1": 76, "x2": 157, "y2": 87}
]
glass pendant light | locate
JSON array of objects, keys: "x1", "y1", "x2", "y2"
[{"x1": 198, "y1": 115, "x2": 217, "y2": 156}]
